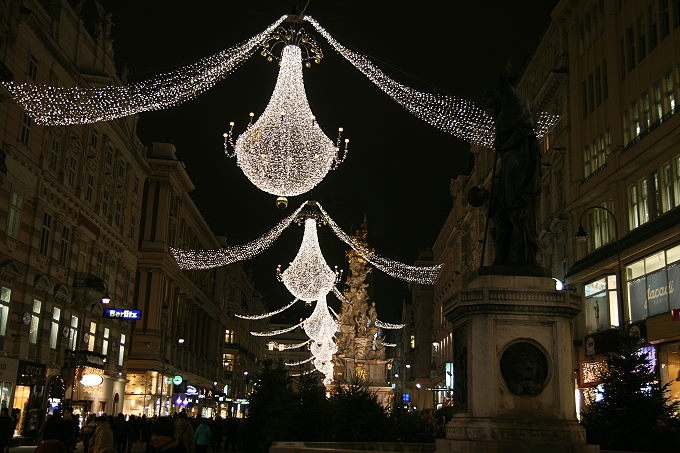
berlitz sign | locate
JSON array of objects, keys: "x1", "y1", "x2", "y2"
[{"x1": 103, "y1": 308, "x2": 142, "y2": 320}]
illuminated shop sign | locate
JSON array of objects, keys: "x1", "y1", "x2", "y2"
[
  {"x1": 80, "y1": 373, "x2": 104, "y2": 386},
  {"x1": 103, "y1": 308, "x2": 142, "y2": 320}
]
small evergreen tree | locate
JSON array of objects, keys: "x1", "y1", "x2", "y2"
[
  {"x1": 242, "y1": 360, "x2": 297, "y2": 453},
  {"x1": 327, "y1": 376, "x2": 394, "y2": 441},
  {"x1": 581, "y1": 327, "x2": 680, "y2": 451}
]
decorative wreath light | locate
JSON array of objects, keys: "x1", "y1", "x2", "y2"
[{"x1": 223, "y1": 43, "x2": 348, "y2": 198}]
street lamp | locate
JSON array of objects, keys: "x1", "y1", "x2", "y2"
[{"x1": 575, "y1": 206, "x2": 624, "y2": 323}]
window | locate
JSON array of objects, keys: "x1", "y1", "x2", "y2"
[
  {"x1": 586, "y1": 201, "x2": 615, "y2": 249},
  {"x1": 68, "y1": 156, "x2": 77, "y2": 188},
  {"x1": 69, "y1": 315, "x2": 79, "y2": 350},
  {"x1": 584, "y1": 276, "x2": 620, "y2": 334},
  {"x1": 133, "y1": 177, "x2": 139, "y2": 195},
  {"x1": 89, "y1": 130, "x2": 98, "y2": 150},
  {"x1": 29, "y1": 299, "x2": 41, "y2": 344},
  {"x1": 114, "y1": 201, "x2": 122, "y2": 226},
  {"x1": 49, "y1": 140, "x2": 60, "y2": 171},
  {"x1": 654, "y1": 81, "x2": 664, "y2": 121},
  {"x1": 225, "y1": 329, "x2": 235, "y2": 344},
  {"x1": 118, "y1": 162, "x2": 125, "y2": 178},
  {"x1": 87, "y1": 321, "x2": 96, "y2": 352},
  {"x1": 649, "y1": 4, "x2": 659, "y2": 50},
  {"x1": 626, "y1": 245, "x2": 680, "y2": 322},
  {"x1": 675, "y1": 156, "x2": 680, "y2": 206},
  {"x1": 410, "y1": 335, "x2": 416, "y2": 350},
  {"x1": 665, "y1": 71, "x2": 675, "y2": 114},
  {"x1": 40, "y1": 212, "x2": 52, "y2": 256},
  {"x1": 631, "y1": 101, "x2": 641, "y2": 137},
  {"x1": 50, "y1": 307, "x2": 61, "y2": 349},
  {"x1": 7, "y1": 192, "x2": 22, "y2": 239},
  {"x1": 638, "y1": 16, "x2": 647, "y2": 61},
  {"x1": 662, "y1": 163, "x2": 675, "y2": 212},
  {"x1": 129, "y1": 215, "x2": 136, "y2": 239},
  {"x1": 123, "y1": 268, "x2": 131, "y2": 301},
  {"x1": 626, "y1": 27, "x2": 635, "y2": 72},
  {"x1": 59, "y1": 226, "x2": 70, "y2": 266},
  {"x1": 602, "y1": 60, "x2": 608, "y2": 100},
  {"x1": 19, "y1": 113, "x2": 31, "y2": 146},
  {"x1": 629, "y1": 179, "x2": 650, "y2": 230},
  {"x1": 102, "y1": 327, "x2": 109, "y2": 356},
  {"x1": 642, "y1": 91, "x2": 651, "y2": 130},
  {"x1": 27, "y1": 55, "x2": 38, "y2": 81},
  {"x1": 86, "y1": 175, "x2": 94, "y2": 202},
  {"x1": 106, "y1": 146, "x2": 113, "y2": 165},
  {"x1": 661, "y1": 0, "x2": 671, "y2": 37},
  {"x1": 223, "y1": 353, "x2": 235, "y2": 371},
  {"x1": 118, "y1": 334, "x2": 125, "y2": 366},
  {"x1": 102, "y1": 190, "x2": 109, "y2": 216},
  {"x1": 0, "y1": 287, "x2": 10, "y2": 336},
  {"x1": 651, "y1": 170, "x2": 662, "y2": 218},
  {"x1": 95, "y1": 250, "x2": 104, "y2": 277}
]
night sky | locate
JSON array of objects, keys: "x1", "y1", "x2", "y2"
[{"x1": 104, "y1": 1, "x2": 557, "y2": 322}]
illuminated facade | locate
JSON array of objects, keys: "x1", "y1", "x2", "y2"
[{"x1": 434, "y1": 0, "x2": 680, "y2": 421}]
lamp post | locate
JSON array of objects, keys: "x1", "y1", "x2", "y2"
[{"x1": 575, "y1": 206, "x2": 624, "y2": 323}]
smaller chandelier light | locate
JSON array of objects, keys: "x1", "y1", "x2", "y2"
[{"x1": 277, "y1": 217, "x2": 341, "y2": 302}]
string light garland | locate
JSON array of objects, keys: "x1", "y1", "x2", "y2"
[
  {"x1": 172, "y1": 200, "x2": 442, "y2": 284},
  {"x1": 375, "y1": 320, "x2": 406, "y2": 329},
  {"x1": 223, "y1": 44, "x2": 348, "y2": 197},
  {"x1": 235, "y1": 298, "x2": 300, "y2": 320},
  {"x1": 251, "y1": 320, "x2": 304, "y2": 337},
  {"x1": 3, "y1": 13, "x2": 558, "y2": 151},
  {"x1": 266, "y1": 339, "x2": 311, "y2": 351},
  {"x1": 285, "y1": 356, "x2": 315, "y2": 366},
  {"x1": 303, "y1": 16, "x2": 559, "y2": 148},
  {"x1": 170, "y1": 203, "x2": 304, "y2": 268},
  {"x1": 315, "y1": 202, "x2": 442, "y2": 284},
  {"x1": 2, "y1": 17, "x2": 286, "y2": 125}
]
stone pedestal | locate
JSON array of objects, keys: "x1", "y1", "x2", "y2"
[{"x1": 435, "y1": 274, "x2": 598, "y2": 453}]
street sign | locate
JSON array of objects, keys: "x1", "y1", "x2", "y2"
[{"x1": 103, "y1": 308, "x2": 142, "y2": 320}]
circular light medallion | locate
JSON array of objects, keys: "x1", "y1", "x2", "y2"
[
  {"x1": 22, "y1": 312, "x2": 31, "y2": 325},
  {"x1": 172, "y1": 375, "x2": 183, "y2": 385},
  {"x1": 80, "y1": 373, "x2": 103, "y2": 386}
]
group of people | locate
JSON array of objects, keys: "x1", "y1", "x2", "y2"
[{"x1": 32, "y1": 409, "x2": 242, "y2": 453}]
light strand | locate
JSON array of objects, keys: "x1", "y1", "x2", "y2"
[
  {"x1": 267, "y1": 339, "x2": 312, "y2": 351},
  {"x1": 234, "y1": 298, "x2": 300, "y2": 320},
  {"x1": 250, "y1": 320, "x2": 304, "y2": 337},
  {"x1": 316, "y1": 202, "x2": 443, "y2": 283},
  {"x1": 284, "y1": 356, "x2": 314, "y2": 366},
  {"x1": 171, "y1": 202, "x2": 304, "y2": 269},
  {"x1": 375, "y1": 320, "x2": 406, "y2": 329},
  {"x1": 3, "y1": 17, "x2": 286, "y2": 125},
  {"x1": 304, "y1": 16, "x2": 559, "y2": 148}
]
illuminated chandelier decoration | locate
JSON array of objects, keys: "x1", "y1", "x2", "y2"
[
  {"x1": 277, "y1": 217, "x2": 341, "y2": 301},
  {"x1": 2, "y1": 15, "x2": 558, "y2": 148},
  {"x1": 223, "y1": 31, "x2": 349, "y2": 198},
  {"x1": 171, "y1": 200, "x2": 443, "y2": 285}
]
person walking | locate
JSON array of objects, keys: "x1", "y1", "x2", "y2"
[
  {"x1": 151, "y1": 417, "x2": 187, "y2": 453},
  {"x1": 193, "y1": 419, "x2": 211, "y2": 453},
  {"x1": 0, "y1": 407, "x2": 13, "y2": 453},
  {"x1": 174, "y1": 412, "x2": 194, "y2": 453},
  {"x1": 90, "y1": 416, "x2": 115, "y2": 453}
]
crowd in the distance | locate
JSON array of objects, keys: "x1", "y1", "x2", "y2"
[{"x1": 33, "y1": 408, "x2": 242, "y2": 453}]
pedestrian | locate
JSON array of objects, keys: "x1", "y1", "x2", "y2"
[
  {"x1": 174, "y1": 412, "x2": 194, "y2": 453},
  {"x1": 151, "y1": 417, "x2": 187, "y2": 453},
  {"x1": 113, "y1": 413, "x2": 128, "y2": 453},
  {"x1": 209, "y1": 417, "x2": 222, "y2": 452},
  {"x1": 0, "y1": 407, "x2": 13, "y2": 453},
  {"x1": 81, "y1": 414, "x2": 97, "y2": 453},
  {"x1": 90, "y1": 416, "x2": 115, "y2": 453},
  {"x1": 193, "y1": 418, "x2": 211, "y2": 453}
]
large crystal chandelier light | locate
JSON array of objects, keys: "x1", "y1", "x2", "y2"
[{"x1": 224, "y1": 42, "x2": 348, "y2": 198}]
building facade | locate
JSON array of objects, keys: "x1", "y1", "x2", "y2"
[
  {"x1": 0, "y1": 0, "x2": 266, "y2": 429},
  {"x1": 432, "y1": 0, "x2": 680, "y2": 421}
]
